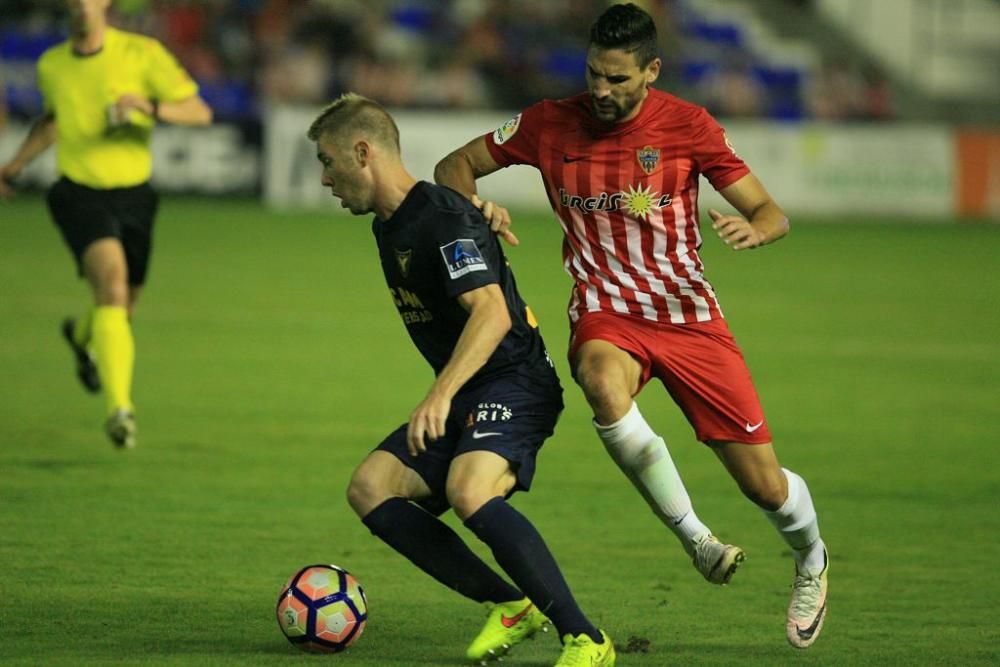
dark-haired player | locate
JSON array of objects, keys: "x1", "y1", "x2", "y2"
[
  {"x1": 436, "y1": 2, "x2": 828, "y2": 649},
  {"x1": 0, "y1": 0, "x2": 212, "y2": 448},
  {"x1": 308, "y1": 93, "x2": 615, "y2": 666}
]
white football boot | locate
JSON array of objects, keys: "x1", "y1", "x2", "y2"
[
  {"x1": 692, "y1": 534, "x2": 745, "y2": 585},
  {"x1": 786, "y1": 548, "x2": 828, "y2": 648}
]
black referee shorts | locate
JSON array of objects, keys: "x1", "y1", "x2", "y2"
[{"x1": 46, "y1": 177, "x2": 159, "y2": 286}]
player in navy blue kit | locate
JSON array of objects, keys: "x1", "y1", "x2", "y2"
[{"x1": 307, "y1": 93, "x2": 615, "y2": 667}]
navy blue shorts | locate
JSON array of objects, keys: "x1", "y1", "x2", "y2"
[
  {"x1": 46, "y1": 177, "x2": 159, "y2": 286},
  {"x1": 375, "y1": 372, "x2": 563, "y2": 516}
]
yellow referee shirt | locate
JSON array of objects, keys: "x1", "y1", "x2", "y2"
[{"x1": 37, "y1": 27, "x2": 198, "y2": 189}]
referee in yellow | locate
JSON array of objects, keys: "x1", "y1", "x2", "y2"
[{"x1": 0, "y1": 0, "x2": 212, "y2": 448}]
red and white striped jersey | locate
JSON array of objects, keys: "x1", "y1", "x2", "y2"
[{"x1": 484, "y1": 88, "x2": 749, "y2": 325}]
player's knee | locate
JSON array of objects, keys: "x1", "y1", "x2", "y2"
[
  {"x1": 574, "y1": 363, "x2": 629, "y2": 421},
  {"x1": 444, "y1": 481, "x2": 493, "y2": 520},
  {"x1": 346, "y1": 466, "x2": 390, "y2": 518}
]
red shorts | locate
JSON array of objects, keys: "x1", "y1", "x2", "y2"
[{"x1": 569, "y1": 311, "x2": 772, "y2": 445}]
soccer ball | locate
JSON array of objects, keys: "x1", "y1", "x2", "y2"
[{"x1": 276, "y1": 564, "x2": 368, "y2": 653}]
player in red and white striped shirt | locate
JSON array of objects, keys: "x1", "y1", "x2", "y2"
[{"x1": 436, "y1": 3, "x2": 828, "y2": 650}]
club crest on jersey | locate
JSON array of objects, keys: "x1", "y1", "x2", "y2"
[
  {"x1": 440, "y1": 239, "x2": 487, "y2": 279},
  {"x1": 636, "y1": 145, "x2": 660, "y2": 175},
  {"x1": 493, "y1": 114, "x2": 522, "y2": 145},
  {"x1": 395, "y1": 248, "x2": 413, "y2": 278}
]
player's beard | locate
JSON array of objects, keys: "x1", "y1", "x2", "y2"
[
  {"x1": 591, "y1": 98, "x2": 621, "y2": 121},
  {"x1": 591, "y1": 85, "x2": 647, "y2": 123}
]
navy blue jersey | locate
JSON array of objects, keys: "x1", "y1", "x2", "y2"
[{"x1": 372, "y1": 181, "x2": 555, "y2": 388}]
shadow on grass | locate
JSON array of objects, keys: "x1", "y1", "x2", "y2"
[{"x1": 10, "y1": 458, "x2": 104, "y2": 471}]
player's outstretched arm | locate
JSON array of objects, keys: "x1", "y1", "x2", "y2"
[
  {"x1": 406, "y1": 284, "x2": 512, "y2": 456},
  {"x1": 0, "y1": 114, "x2": 56, "y2": 200},
  {"x1": 435, "y1": 137, "x2": 519, "y2": 246},
  {"x1": 113, "y1": 93, "x2": 213, "y2": 126},
  {"x1": 712, "y1": 173, "x2": 790, "y2": 250}
]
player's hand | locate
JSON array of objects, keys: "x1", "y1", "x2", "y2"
[
  {"x1": 709, "y1": 208, "x2": 765, "y2": 250},
  {"x1": 407, "y1": 391, "x2": 451, "y2": 457},
  {"x1": 471, "y1": 194, "x2": 519, "y2": 246},
  {"x1": 114, "y1": 93, "x2": 155, "y2": 118},
  {"x1": 0, "y1": 163, "x2": 21, "y2": 200}
]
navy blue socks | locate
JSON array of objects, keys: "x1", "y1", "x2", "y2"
[
  {"x1": 464, "y1": 497, "x2": 601, "y2": 642},
  {"x1": 362, "y1": 497, "x2": 522, "y2": 604}
]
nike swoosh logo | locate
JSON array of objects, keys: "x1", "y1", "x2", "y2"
[
  {"x1": 795, "y1": 602, "x2": 826, "y2": 640},
  {"x1": 500, "y1": 603, "x2": 534, "y2": 628},
  {"x1": 472, "y1": 430, "x2": 503, "y2": 439},
  {"x1": 563, "y1": 155, "x2": 586, "y2": 163},
  {"x1": 745, "y1": 420, "x2": 764, "y2": 432}
]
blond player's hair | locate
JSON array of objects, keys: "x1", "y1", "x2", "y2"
[{"x1": 306, "y1": 93, "x2": 400, "y2": 154}]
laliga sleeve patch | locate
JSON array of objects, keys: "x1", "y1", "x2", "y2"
[
  {"x1": 492, "y1": 114, "x2": 522, "y2": 146},
  {"x1": 440, "y1": 239, "x2": 488, "y2": 279}
]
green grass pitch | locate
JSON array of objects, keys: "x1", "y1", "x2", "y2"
[{"x1": 1, "y1": 194, "x2": 998, "y2": 665}]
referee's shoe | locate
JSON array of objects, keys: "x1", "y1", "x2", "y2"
[
  {"x1": 61, "y1": 317, "x2": 101, "y2": 393},
  {"x1": 105, "y1": 408, "x2": 136, "y2": 449}
]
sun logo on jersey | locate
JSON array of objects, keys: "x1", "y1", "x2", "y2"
[
  {"x1": 558, "y1": 185, "x2": 672, "y2": 215},
  {"x1": 622, "y1": 183, "x2": 661, "y2": 220}
]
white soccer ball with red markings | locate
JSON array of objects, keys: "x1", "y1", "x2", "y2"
[{"x1": 276, "y1": 564, "x2": 368, "y2": 653}]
